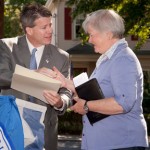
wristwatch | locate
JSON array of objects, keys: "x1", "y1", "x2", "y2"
[{"x1": 83, "y1": 101, "x2": 89, "y2": 113}]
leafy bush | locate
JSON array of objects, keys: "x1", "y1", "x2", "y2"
[
  {"x1": 144, "y1": 114, "x2": 150, "y2": 135},
  {"x1": 58, "y1": 110, "x2": 82, "y2": 135}
]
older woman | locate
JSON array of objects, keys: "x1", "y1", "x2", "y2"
[{"x1": 43, "y1": 9, "x2": 148, "y2": 150}]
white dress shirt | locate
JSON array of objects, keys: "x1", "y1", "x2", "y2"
[{"x1": 26, "y1": 36, "x2": 44, "y2": 68}]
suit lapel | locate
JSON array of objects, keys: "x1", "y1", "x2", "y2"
[
  {"x1": 39, "y1": 45, "x2": 54, "y2": 69},
  {"x1": 16, "y1": 36, "x2": 31, "y2": 68}
]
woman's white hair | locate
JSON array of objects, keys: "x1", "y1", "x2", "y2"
[{"x1": 82, "y1": 9, "x2": 125, "y2": 38}]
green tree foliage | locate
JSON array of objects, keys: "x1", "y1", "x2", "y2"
[
  {"x1": 66, "y1": 0, "x2": 150, "y2": 50},
  {"x1": 4, "y1": 0, "x2": 150, "y2": 48},
  {"x1": 143, "y1": 71, "x2": 150, "y2": 113},
  {"x1": 4, "y1": 0, "x2": 46, "y2": 37}
]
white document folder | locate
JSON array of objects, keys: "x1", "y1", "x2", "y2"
[{"x1": 11, "y1": 64, "x2": 61, "y2": 103}]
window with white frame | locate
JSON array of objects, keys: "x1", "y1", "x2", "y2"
[{"x1": 73, "y1": 15, "x2": 85, "y2": 39}]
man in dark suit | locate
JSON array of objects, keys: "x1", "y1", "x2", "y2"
[{"x1": 0, "y1": 3, "x2": 72, "y2": 150}]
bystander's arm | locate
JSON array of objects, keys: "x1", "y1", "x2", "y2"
[{"x1": 0, "y1": 40, "x2": 15, "y2": 89}]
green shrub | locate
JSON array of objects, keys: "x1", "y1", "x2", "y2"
[
  {"x1": 58, "y1": 109, "x2": 82, "y2": 135},
  {"x1": 58, "y1": 110, "x2": 150, "y2": 136},
  {"x1": 144, "y1": 114, "x2": 150, "y2": 135}
]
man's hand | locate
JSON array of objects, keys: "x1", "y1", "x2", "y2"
[
  {"x1": 36, "y1": 67, "x2": 57, "y2": 78},
  {"x1": 43, "y1": 90, "x2": 63, "y2": 108},
  {"x1": 53, "y1": 66, "x2": 76, "y2": 93}
]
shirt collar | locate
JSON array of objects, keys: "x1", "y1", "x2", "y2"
[
  {"x1": 96, "y1": 38, "x2": 125, "y2": 68},
  {"x1": 26, "y1": 36, "x2": 45, "y2": 53},
  {"x1": 104, "y1": 38, "x2": 125, "y2": 59}
]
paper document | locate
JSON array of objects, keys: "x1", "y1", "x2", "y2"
[
  {"x1": 11, "y1": 65, "x2": 61, "y2": 103},
  {"x1": 73, "y1": 72, "x2": 88, "y2": 87}
]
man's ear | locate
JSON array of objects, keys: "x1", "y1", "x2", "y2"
[{"x1": 26, "y1": 27, "x2": 33, "y2": 35}]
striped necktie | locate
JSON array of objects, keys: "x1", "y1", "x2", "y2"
[
  {"x1": 29, "y1": 48, "x2": 37, "y2": 102},
  {"x1": 30, "y1": 48, "x2": 37, "y2": 70}
]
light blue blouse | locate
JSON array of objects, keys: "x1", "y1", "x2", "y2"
[{"x1": 81, "y1": 39, "x2": 149, "y2": 150}]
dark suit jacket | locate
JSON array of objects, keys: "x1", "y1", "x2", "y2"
[{"x1": 0, "y1": 35, "x2": 70, "y2": 150}]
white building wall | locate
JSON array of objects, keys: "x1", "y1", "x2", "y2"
[{"x1": 56, "y1": 0, "x2": 80, "y2": 50}]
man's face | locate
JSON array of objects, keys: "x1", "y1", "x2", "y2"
[{"x1": 26, "y1": 17, "x2": 53, "y2": 47}]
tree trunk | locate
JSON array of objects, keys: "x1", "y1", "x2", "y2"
[{"x1": 0, "y1": 0, "x2": 4, "y2": 38}]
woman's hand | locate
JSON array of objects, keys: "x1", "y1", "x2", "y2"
[{"x1": 70, "y1": 97, "x2": 87, "y2": 115}]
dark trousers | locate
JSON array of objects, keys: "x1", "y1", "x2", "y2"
[{"x1": 113, "y1": 147, "x2": 146, "y2": 150}]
